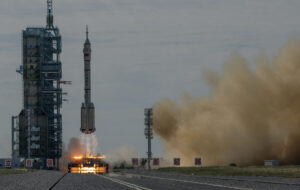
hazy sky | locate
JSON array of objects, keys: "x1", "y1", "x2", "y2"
[{"x1": 1, "y1": 0, "x2": 300, "y2": 158}]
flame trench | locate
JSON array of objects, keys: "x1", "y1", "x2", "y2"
[{"x1": 153, "y1": 40, "x2": 300, "y2": 166}]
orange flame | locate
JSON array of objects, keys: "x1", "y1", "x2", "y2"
[{"x1": 72, "y1": 155, "x2": 106, "y2": 160}]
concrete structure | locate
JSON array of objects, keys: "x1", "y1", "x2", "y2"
[
  {"x1": 80, "y1": 26, "x2": 95, "y2": 134},
  {"x1": 12, "y1": 0, "x2": 63, "y2": 169}
]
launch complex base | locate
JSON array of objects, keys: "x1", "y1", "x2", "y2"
[{"x1": 68, "y1": 156, "x2": 108, "y2": 174}]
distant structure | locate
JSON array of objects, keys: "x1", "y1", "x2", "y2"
[
  {"x1": 80, "y1": 26, "x2": 95, "y2": 134},
  {"x1": 12, "y1": 0, "x2": 64, "y2": 169}
]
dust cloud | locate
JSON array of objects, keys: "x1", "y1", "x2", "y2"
[{"x1": 153, "y1": 40, "x2": 300, "y2": 166}]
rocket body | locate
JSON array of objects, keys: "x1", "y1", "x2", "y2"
[{"x1": 81, "y1": 27, "x2": 95, "y2": 134}]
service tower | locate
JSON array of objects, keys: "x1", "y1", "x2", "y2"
[
  {"x1": 12, "y1": 0, "x2": 63, "y2": 169},
  {"x1": 80, "y1": 26, "x2": 95, "y2": 134}
]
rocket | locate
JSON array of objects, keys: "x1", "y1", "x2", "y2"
[{"x1": 80, "y1": 26, "x2": 95, "y2": 134}]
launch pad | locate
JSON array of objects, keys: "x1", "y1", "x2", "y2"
[{"x1": 68, "y1": 155, "x2": 108, "y2": 174}]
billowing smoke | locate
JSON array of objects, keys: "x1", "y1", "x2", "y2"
[
  {"x1": 68, "y1": 137, "x2": 84, "y2": 157},
  {"x1": 59, "y1": 138, "x2": 83, "y2": 171},
  {"x1": 153, "y1": 40, "x2": 300, "y2": 166}
]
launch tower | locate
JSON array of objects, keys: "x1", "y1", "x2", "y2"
[{"x1": 12, "y1": 0, "x2": 63, "y2": 169}]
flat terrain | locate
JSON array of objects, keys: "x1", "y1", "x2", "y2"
[
  {"x1": 0, "y1": 169, "x2": 35, "y2": 175},
  {"x1": 122, "y1": 170, "x2": 300, "y2": 190},
  {"x1": 1, "y1": 169, "x2": 300, "y2": 189},
  {"x1": 0, "y1": 170, "x2": 63, "y2": 190},
  {"x1": 158, "y1": 166, "x2": 300, "y2": 178},
  {"x1": 52, "y1": 173, "x2": 128, "y2": 190}
]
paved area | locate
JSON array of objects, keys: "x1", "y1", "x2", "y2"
[
  {"x1": 0, "y1": 170, "x2": 63, "y2": 190},
  {"x1": 52, "y1": 173, "x2": 127, "y2": 190},
  {"x1": 1, "y1": 169, "x2": 300, "y2": 189},
  {"x1": 120, "y1": 170, "x2": 300, "y2": 190}
]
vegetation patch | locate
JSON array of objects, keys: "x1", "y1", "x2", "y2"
[
  {"x1": 158, "y1": 166, "x2": 300, "y2": 178},
  {"x1": 0, "y1": 169, "x2": 35, "y2": 176}
]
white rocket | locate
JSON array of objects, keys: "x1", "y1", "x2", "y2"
[{"x1": 80, "y1": 26, "x2": 95, "y2": 134}]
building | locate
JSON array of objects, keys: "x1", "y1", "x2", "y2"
[
  {"x1": 12, "y1": 0, "x2": 63, "y2": 169},
  {"x1": 264, "y1": 160, "x2": 280, "y2": 166},
  {"x1": 0, "y1": 158, "x2": 22, "y2": 169}
]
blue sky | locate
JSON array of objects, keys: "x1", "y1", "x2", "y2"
[{"x1": 1, "y1": 0, "x2": 300, "y2": 158}]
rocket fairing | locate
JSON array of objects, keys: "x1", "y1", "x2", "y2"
[{"x1": 80, "y1": 26, "x2": 95, "y2": 134}]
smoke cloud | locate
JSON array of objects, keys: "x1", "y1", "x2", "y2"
[
  {"x1": 153, "y1": 40, "x2": 300, "y2": 166},
  {"x1": 59, "y1": 138, "x2": 83, "y2": 171},
  {"x1": 68, "y1": 137, "x2": 84, "y2": 157}
]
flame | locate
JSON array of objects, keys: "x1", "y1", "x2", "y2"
[
  {"x1": 88, "y1": 155, "x2": 106, "y2": 159},
  {"x1": 73, "y1": 156, "x2": 83, "y2": 160},
  {"x1": 69, "y1": 155, "x2": 107, "y2": 174},
  {"x1": 70, "y1": 166, "x2": 106, "y2": 174},
  {"x1": 72, "y1": 155, "x2": 106, "y2": 160}
]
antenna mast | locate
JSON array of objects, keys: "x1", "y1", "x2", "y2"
[
  {"x1": 86, "y1": 25, "x2": 89, "y2": 39},
  {"x1": 46, "y1": 0, "x2": 53, "y2": 28}
]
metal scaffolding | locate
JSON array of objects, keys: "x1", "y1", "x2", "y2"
[
  {"x1": 12, "y1": 0, "x2": 63, "y2": 169},
  {"x1": 43, "y1": 2, "x2": 63, "y2": 163}
]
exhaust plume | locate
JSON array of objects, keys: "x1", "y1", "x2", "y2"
[
  {"x1": 153, "y1": 40, "x2": 300, "y2": 166},
  {"x1": 81, "y1": 133, "x2": 99, "y2": 156}
]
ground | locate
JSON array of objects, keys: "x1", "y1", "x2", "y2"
[
  {"x1": 158, "y1": 166, "x2": 300, "y2": 178},
  {"x1": 1, "y1": 168, "x2": 300, "y2": 189}
]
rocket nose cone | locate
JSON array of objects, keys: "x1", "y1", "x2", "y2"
[
  {"x1": 85, "y1": 38, "x2": 90, "y2": 45},
  {"x1": 85, "y1": 25, "x2": 90, "y2": 45}
]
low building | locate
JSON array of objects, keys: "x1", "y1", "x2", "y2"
[
  {"x1": 0, "y1": 158, "x2": 22, "y2": 168},
  {"x1": 264, "y1": 160, "x2": 279, "y2": 166}
]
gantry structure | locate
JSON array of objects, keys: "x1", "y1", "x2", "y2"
[{"x1": 12, "y1": 0, "x2": 64, "y2": 169}]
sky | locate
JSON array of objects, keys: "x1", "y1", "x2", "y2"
[{"x1": 1, "y1": 0, "x2": 300, "y2": 158}]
